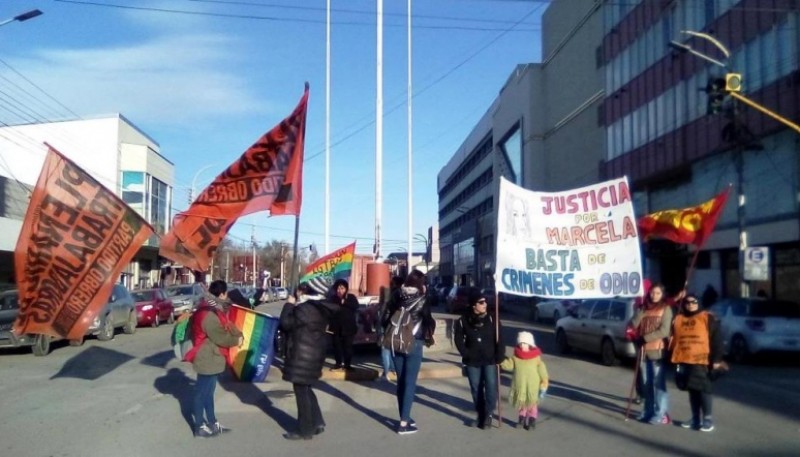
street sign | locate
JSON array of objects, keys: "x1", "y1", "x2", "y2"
[{"x1": 744, "y1": 247, "x2": 769, "y2": 281}]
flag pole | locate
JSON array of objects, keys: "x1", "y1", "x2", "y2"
[
  {"x1": 290, "y1": 215, "x2": 301, "y2": 290},
  {"x1": 325, "y1": 0, "x2": 331, "y2": 254},
  {"x1": 495, "y1": 289, "x2": 502, "y2": 428}
]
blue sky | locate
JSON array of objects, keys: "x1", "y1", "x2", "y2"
[{"x1": 2, "y1": 0, "x2": 546, "y2": 257}]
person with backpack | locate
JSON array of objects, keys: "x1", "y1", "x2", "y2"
[
  {"x1": 376, "y1": 276, "x2": 403, "y2": 381},
  {"x1": 279, "y1": 282, "x2": 340, "y2": 440},
  {"x1": 380, "y1": 270, "x2": 435, "y2": 435},
  {"x1": 187, "y1": 280, "x2": 243, "y2": 438},
  {"x1": 454, "y1": 288, "x2": 504, "y2": 429}
]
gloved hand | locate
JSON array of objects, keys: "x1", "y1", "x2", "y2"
[{"x1": 538, "y1": 388, "x2": 547, "y2": 400}]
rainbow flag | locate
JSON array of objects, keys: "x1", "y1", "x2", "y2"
[
  {"x1": 226, "y1": 305, "x2": 280, "y2": 382},
  {"x1": 299, "y1": 242, "x2": 356, "y2": 294}
]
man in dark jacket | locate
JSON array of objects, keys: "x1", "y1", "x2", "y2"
[
  {"x1": 328, "y1": 279, "x2": 360, "y2": 371},
  {"x1": 279, "y1": 282, "x2": 339, "y2": 440},
  {"x1": 454, "y1": 288, "x2": 504, "y2": 429}
]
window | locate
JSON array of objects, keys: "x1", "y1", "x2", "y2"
[
  {"x1": 122, "y1": 171, "x2": 145, "y2": 216},
  {"x1": 590, "y1": 300, "x2": 611, "y2": 320},
  {"x1": 500, "y1": 125, "x2": 523, "y2": 185},
  {"x1": 609, "y1": 301, "x2": 627, "y2": 321},
  {"x1": 577, "y1": 300, "x2": 593, "y2": 319},
  {"x1": 762, "y1": 28, "x2": 777, "y2": 85},
  {"x1": 704, "y1": 0, "x2": 716, "y2": 27},
  {"x1": 150, "y1": 177, "x2": 169, "y2": 235}
]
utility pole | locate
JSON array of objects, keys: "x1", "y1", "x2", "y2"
[
  {"x1": 280, "y1": 243, "x2": 286, "y2": 288},
  {"x1": 225, "y1": 252, "x2": 230, "y2": 283},
  {"x1": 251, "y1": 225, "x2": 257, "y2": 288}
]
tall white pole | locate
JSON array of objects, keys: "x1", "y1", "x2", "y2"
[
  {"x1": 375, "y1": 0, "x2": 384, "y2": 261},
  {"x1": 325, "y1": 0, "x2": 331, "y2": 254},
  {"x1": 407, "y1": 0, "x2": 413, "y2": 271}
]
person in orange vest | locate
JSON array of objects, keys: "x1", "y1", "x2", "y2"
[
  {"x1": 670, "y1": 294, "x2": 725, "y2": 432},
  {"x1": 629, "y1": 282, "x2": 682, "y2": 425}
]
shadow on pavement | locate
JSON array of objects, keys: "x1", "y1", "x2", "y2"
[
  {"x1": 218, "y1": 374, "x2": 296, "y2": 433},
  {"x1": 50, "y1": 346, "x2": 134, "y2": 381},
  {"x1": 140, "y1": 349, "x2": 174, "y2": 369},
  {"x1": 316, "y1": 381, "x2": 397, "y2": 431},
  {"x1": 154, "y1": 368, "x2": 195, "y2": 434}
]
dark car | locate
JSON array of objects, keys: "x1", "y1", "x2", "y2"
[
  {"x1": 0, "y1": 289, "x2": 54, "y2": 356},
  {"x1": 132, "y1": 288, "x2": 175, "y2": 327},
  {"x1": 74, "y1": 283, "x2": 137, "y2": 345},
  {"x1": 446, "y1": 286, "x2": 470, "y2": 314},
  {"x1": 353, "y1": 296, "x2": 380, "y2": 345}
]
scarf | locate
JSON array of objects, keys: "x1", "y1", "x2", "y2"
[{"x1": 514, "y1": 346, "x2": 542, "y2": 360}]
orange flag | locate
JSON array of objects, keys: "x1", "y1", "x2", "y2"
[
  {"x1": 14, "y1": 146, "x2": 154, "y2": 340},
  {"x1": 637, "y1": 186, "x2": 731, "y2": 247},
  {"x1": 160, "y1": 84, "x2": 309, "y2": 271}
]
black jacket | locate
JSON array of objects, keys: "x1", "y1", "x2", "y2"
[
  {"x1": 454, "y1": 312, "x2": 504, "y2": 367},
  {"x1": 328, "y1": 293, "x2": 359, "y2": 336},
  {"x1": 279, "y1": 296, "x2": 337, "y2": 385},
  {"x1": 381, "y1": 286, "x2": 435, "y2": 342}
]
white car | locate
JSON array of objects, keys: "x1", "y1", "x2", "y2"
[
  {"x1": 554, "y1": 298, "x2": 637, "y2": 366},
  {"x1": 274, "y1": 287, "x2": 289, "y2": 300},
  {"x1": 533, "y1": 299, "x2": 575, "y2": 324},
  {"x1": 709, "y1": 298, "x2": 800, "y2": 363}
]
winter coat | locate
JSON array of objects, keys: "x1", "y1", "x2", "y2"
[
  {"x1": 454, "y1": 312, "x2": 504, "y2": 367},
  {"x1": 280, "y1": 295, "x2": 338, "y2": 385},
  {"x1": 630, "y1": 303, "x2": 673, "y2": 360},
  {"x1": 670, "y1": 309, "x2": 724, "y2": 392},
  {"x1": 191, "y1": 301, "x2": 242, "y2": 376},
  {"x1": 328, "y1": 293, "x2": 359, "y2": 336},
  {"x1": 500, "y1": 351, "x2": 549, "y2": 409},
  {"x1": 381, "y1": 286, "x2": 435, "y2": 342}
]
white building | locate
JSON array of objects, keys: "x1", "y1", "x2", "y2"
[{"x1": 0, "y1": 114, "x2": 174, "y2": 288}]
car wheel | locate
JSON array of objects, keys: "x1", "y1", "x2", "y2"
[
  {"x1": 730, "y1": 335, "x2": 750, "y2": 364},
  {"x1": 97, "y1": 315, "x2": 115, "y2": 341},
  {"x1": 123, "y1": 311, "x2": 137, "y2": 335},
  {"x1": 69, "y1": 337, "x2": 84, "y2": 347},
  {"x1": 32, "y1": 334, "x2": 51, "y2": 357},
  {"x1": 600, "y1": 337, "x2": 619, "y2": 366},
  {"x1": 556, "y1": 329, "x2": 571, "y2": 354},
  {"x1": 167, "y1": 313, "x2": 175, "y2": 325}
]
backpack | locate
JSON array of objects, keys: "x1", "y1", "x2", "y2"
[
  {"x1": 381, "y1": 300, "x2": 422, "y2": 355},
  {"x1": 171, "y1": 313, "x2": 194, "y2": 361}
]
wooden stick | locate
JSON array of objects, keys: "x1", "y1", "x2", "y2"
[{"x1": 624, "y1": 346, "x2": 643, "y2": 420}]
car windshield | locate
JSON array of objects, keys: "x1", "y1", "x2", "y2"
[
  {"x1": 168, "y1": 286, "x2": 194, "y2": 297},
  {"x1": 131, "y1": 291, "x2": 155, "y2": 302},
  {"x1": 749, "y1": 300, "x2": 800, "y2": 318}
]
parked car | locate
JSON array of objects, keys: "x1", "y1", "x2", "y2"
[
  {"x1": 446, "y1": 286, "x2": 470, "y2": 314},
  {"x1": 273, "y1": 287, "x2": 289, "y2": 300},
  {"x1": 132, "y1": 288, "x2": 175, "y2": 327},
  {"x1": 0, "y1": 289, "x2": 54, "y2": 356},
  {"x1": 709, "y1": 297, "x2": 800, "y2": 363},
  {"x1": 555, "y1": 298, "x2": 636, "y2": 366},
  {"x1": 353, "y1": 295, "x2": 380, "y2": 345},
  {"x1": 165, "y1": 283, "x2": 206, "y2": 316},
  {"x1": 534, "y1": 299, "x2": 577, "y2": 324},
  {"x1": 74, "y1": 283, "x2": 137, "y2": 345}
]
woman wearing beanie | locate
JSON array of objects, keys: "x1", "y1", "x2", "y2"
[
  {"x1": 670, "y1": 294, "x2": 725, "y2": 432},
  {"x1": 454, "y1": 287, "x2": 504, "y2": 429},
  {"x1": 328, "y1": 279, "x2": 359, "y2": 371},
  {"x1": 500, "y1": 331, "x2": 549, "y2": 430}
]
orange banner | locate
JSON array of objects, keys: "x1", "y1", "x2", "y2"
[
  {"x1": 14, "y1": 147, "x2": 154, "y2": 340},
  {"x1": 637, "y1": 186, "x2": 731, "y2": 247},
  {"x1": 160, "y1": 85, "x2": 309, "y2": 271}
]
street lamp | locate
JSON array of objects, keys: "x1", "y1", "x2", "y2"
[
  {"x1": 0, "y1": 9, "x2": 42, "y2": 27},
  {"x1": 414, "y1": 233, "x2": 430, "y2": 272}
]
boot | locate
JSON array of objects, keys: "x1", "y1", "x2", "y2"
[
  {"x1": 529, "y1": 417, "x2": 536, "y2": 430},
  {"x1": 523, "y1": 417, "x2": 530, "y2": 431},
  {"x1": 516, "y1": 416, "x2": 525, "y2": 429}
]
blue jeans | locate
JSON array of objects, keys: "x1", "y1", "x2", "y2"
[
  {"x1": 193, "y1": 374, "x2": 218, "y2": 429},
  {"x1": 393, "y1": 339, "x2": 423, "y2": 422},
  {"x1": 381, "y1": 347, "x2": 395, "y2": 377},
  {"x1": 640, "y1": 358, "x2": 668, "y2": 421},
  {"x1": 465, "y1": 365, "x2": 498, "y2": 423}
]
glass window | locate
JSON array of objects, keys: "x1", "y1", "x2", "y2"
[
  {"x1": 122, "y1": 171, "x2": 145, "y2": 216},
  {"x1": 647, "y1": 99, "x2": 656, "y2": 141},
  {"x1": 499, "y1": 125, "x2": 522, "y2": 185},
  {"x1": 591, "y1": 300, "x2": 611, "y2": 320},
  {"x1": 150, "y1": 177, "x2": 169, "y2": 235},
  {"x1": 609, "y1": 300, "x2": 627, "y2": 321},
  {"x1": 622, "y1": 114, "x2": 632, "y2": 153},
  {"x1": 675, "y1": 80, "x2": 686, "y2": 128},
  {"x1": 763, "y1": 28, "x2": 777, "y2": 85},
  {"x1": 606, "y1": 127, "x2": 615, "y2": 160},
  {"x1": 704, "y1": 0, "x2": 716, "y2": 27},
  {"x1": 777, "y1": 20, "x2": 792, "y2": 78},
  {"x1": 577, "y1": 300, "x2": 593, "y2": 319},
  {"x1": 746, "y1": 38, "x2": 762, "y2": 90}
]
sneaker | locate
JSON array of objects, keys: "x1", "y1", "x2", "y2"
[
  {"x1": 344, "y1": 366, "x2": 356, "y2": 372},
  {"x1": 408, "y1": 418, "x2": 417, "y2": 427},
  {"x1": 397, "y1": 424, "x2": 419, "y2": 435},
  {"x1": 700, "y1": 420, "x2": 715, "y2": 432},
  {"x1": 330, "y1": 365, "x2": 343, "y2": 372},
  {"x1": 194, "y1": 424, "x2": 215, "y2": 438},
  {"x1": 649, "y1": 415, "x2": 671, "y2": 425},
  {"x1": 681, "y1": 419, "x2": 699, "y2": 430},
  {"x1": 213, "y1": 422, "x2": 231, "y2": 434}
]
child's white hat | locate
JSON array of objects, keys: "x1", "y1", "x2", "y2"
[{"x1": 517, "y1": 331, "x2": 535, "y2": 347}]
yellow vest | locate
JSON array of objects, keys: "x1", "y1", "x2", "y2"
[{"x1": 670, "y1": 312, "x2": 710, "y2": 365}]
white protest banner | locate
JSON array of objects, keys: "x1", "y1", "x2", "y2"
[{"x1": 494, "y1": 176, "x2": 643, "y2": 299}]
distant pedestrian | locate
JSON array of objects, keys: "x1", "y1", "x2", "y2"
[
  {"x1": 455, "y1": 287, "x2": 504, "y2": 429},
  {"x1": 671, "y1": 294, "x2": 725, "y2": 432},
  {"x1": 376, "y1": 276, "x2": 404, "y2": 381},
  {"x1": 499, "y1": 331, "x2": 549, "y2": 430},
  {"x1": 279, "y1": 282, "x2": 339, "y2": 440},
  {"x1": 381, "y1": 270, "x2": 436, "y2": 435},
  {"x1": 328, "y1": 279, "x2": 359, "y2": 372},
  {"x1": 227, "y1": 288, "x2": 251, "y2": 311},
  {"x1": 187, "y1": 280, "x2": 243, "y2": 438}
]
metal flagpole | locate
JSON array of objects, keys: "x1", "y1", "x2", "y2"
[
  {"x1": 495, "y1": 289, "x2": 502, "y2": 428},
  {"x1": 407, "y1": 0, "x2": 413, "y2": 269},
  {"x1": 290, "y1": 216, "x2": 301, "y2": 289},
  {"x1": 325, "y1": 0, "x2": 331, "y2": 254},
  {"x1": 375, "y1": 0, "x2": 383, "y2": 261}
]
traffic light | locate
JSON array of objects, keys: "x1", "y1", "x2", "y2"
[{"x1": 706, "y1": 77, "x2": 727, "y2": 115}]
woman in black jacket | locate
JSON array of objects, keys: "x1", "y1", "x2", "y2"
[
  {"x1": 455, "y1": 288, "x2": 504, "y2": 429},
  {"x1": 380, "y1": 270, "x2": 435, "y2": 435},
  {"x1": 328, "y1": 279, "x2": 360, "y2": 371},
  {"x1": 279, "y1": 282, "x2": 338, "y2": 440}
]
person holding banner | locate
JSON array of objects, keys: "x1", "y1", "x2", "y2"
[
  {"x1": 629, "y1": 283, "x2": 678, "y2": 425},
  {"x1": 279, "y1": 282, "x2": 339, "y2": 440},
  {"x1": 454, "y1": 288, "x2": 504, "y2": 429},
  {"x1": 328, "y1": 279, "x2": 359, "y2": 372},
  {"x1": 187, "y1": 280, "x2": 243, "y2": 438}
]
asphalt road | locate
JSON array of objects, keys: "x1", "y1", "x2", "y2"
[{"x1": 0, "y1": 307, "x2": 798, "y2": 457}]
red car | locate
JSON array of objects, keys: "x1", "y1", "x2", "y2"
[{"x1": 132, "y1": 288, "x2": 175, "y2": 327}]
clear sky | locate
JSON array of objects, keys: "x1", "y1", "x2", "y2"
[{"x1": 1, "y1": 0, "x2": 546, "y2": 258}]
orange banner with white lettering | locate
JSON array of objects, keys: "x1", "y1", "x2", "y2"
[
  {"x1": 14, "y1": 146, "x2": 154, "y2": 340},
  {"x1": 637, "y1": 186, "x2": 731, "y2": 247},
  {"x1": 160, "y1": 84, "x2": 309, "y2": 271}
]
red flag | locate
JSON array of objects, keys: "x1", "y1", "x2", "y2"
[
  {"x1": 160, "y1": 85, "x2": 309, "y2": 271},
  {"x1": 14, "y1": 146, "x2": 154, "y2": 340},
  {"x1": 637, "y1": 186, "x2": 731, "y2": 247}
]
